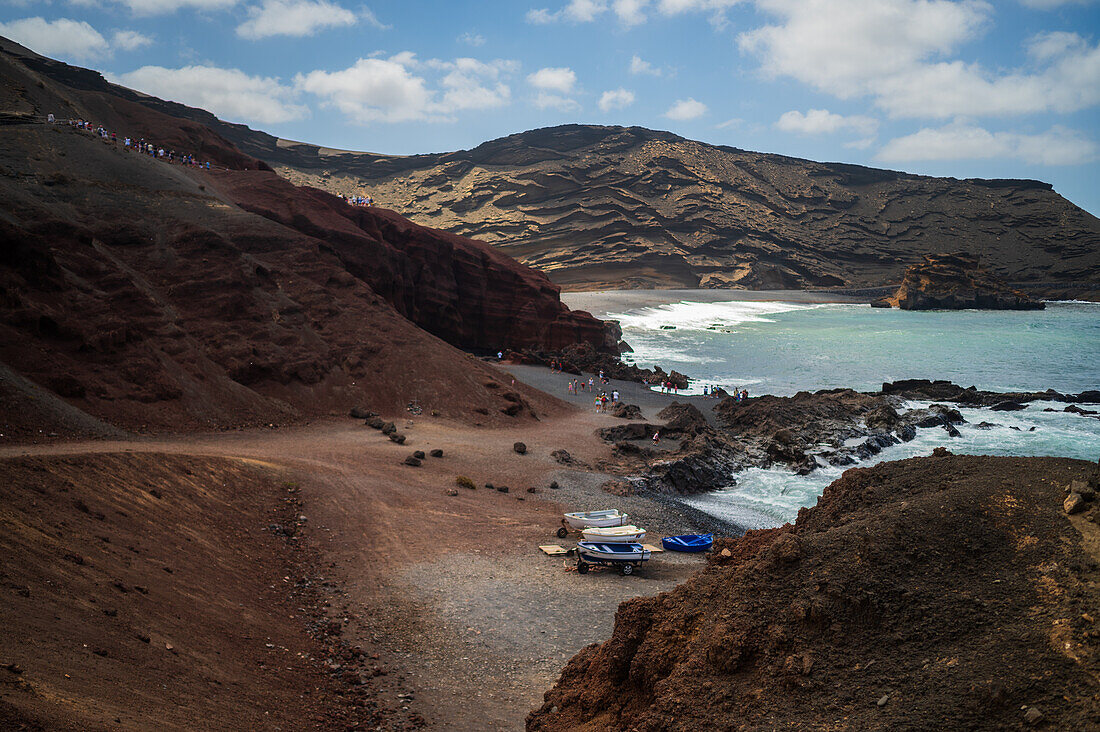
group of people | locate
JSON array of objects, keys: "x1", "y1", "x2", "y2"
[
  {"x1": 701, "y1": 384, "x2": 724, "y2": 399},
  {"x1": 339, "y1": 193, "x2": 374, "y2": 206},
  {"x1": 732, "y1": 389, "x2": 750, "y2": 401},
  {"x1": 59, "y1": 116, "x2": 217, "y2": 171},
  {"x1": 592, "y1": 390, "x2": 619, "y2": 413},
  {"x1": 567, "y1": 377, "x2": 596, "y2": 394}
]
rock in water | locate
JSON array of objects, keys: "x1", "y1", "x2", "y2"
[{"x1": 888, "y1": 253, "x2": 1045, "y2": 311}]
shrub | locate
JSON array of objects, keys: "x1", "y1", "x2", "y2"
[{"x1": 455, "y1": 475, "x2": 476, "y2": 490}]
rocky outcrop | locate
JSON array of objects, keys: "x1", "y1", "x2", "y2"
[
  {"x1": 529, "y1": 455, "x2": 1100, "y2": 731},
  {"x1": 880, "y1": 379, "x2": 1099, "y2": 405},
  {"x1": 887, "y1": 252, "x2": 1046, "y2": 310},
  {"x1": 211, "y1": 124, "x2": 1100, "y2": 296}
]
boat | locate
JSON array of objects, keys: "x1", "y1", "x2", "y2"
[
  {"x1": 661, "y1": 534, "x2": 714, "y2": 553},
  {"x1": 576, "y1": 541, "x2": 651, "y2": 575},
  {"x1": 562, "y1": 509, "x2": 629, "y2": 530},
  {"x1": 581, "y1": 525, "x2": 646, "y2": 543}
]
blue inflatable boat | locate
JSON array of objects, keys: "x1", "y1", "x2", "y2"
[{"x1": 661, "y1": 534, "x2": 714, "y2": 553}]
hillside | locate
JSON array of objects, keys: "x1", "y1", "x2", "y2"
[
  {"x1": 528, "y1": 454, "x2": 1100, "y2": 730},
  {"x1": 0, "y1": 39, "x2": 612, "y2": 437},
  {"x1": 239, "y1": 126, "x2": 1100, "y2": 295}
]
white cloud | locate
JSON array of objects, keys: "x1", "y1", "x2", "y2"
[
  {"x1": 111, "y1": 29, "x2": 153, "y2": 50},
  {"x1": 526, "y1": 8, "x2": 556, "y2": 23},
  {"x1": 112, "y1": 65, "x2": 308, "y2": 124},
  {"x1": 613, "y1": 0, "x2": 649, "y2": 26},
  {"x1": 657, "y1": 0, "x2": 743, "y2": 27},
  {"x1": 740, "y1": 1, "x2": 1100, "y2": 120},
  {"x1": 877, "y1": 121, "x2": 1097, "y2": 165},
  {"x1": 458, "y1": 31, "x2": 485, "y2": 46},
  {"x1": 527, "y1": 0, "x2": 608, "y2": 23},
  {"x1": 297, "y1": 53, "x2": 514, "y2": 123},
  {"x1": 0, "y1": 17, "x2": 109, "y2": 61},
  {"x1": 665, "y1": 97, "x2": 707, "y2": 119},
  {"x1": 599, "y1": 87, "x2": 635, "y2": 111},
  {"x1": 236, "y1": 0, "x2": 356, "y2": 39},
  {"x1": 116, "y1": 0, "x2": 240, "y2": 14},
  {"x1": 527, "y1": 66, "x2": 576, "y2": 93},
  {"x1": 430, "y1": 57, "x2": 514, "y2": 112},
  {"x1": 534, "y1": 92, "x2": 581, "y2": 112},
  {"x1": 775, "y1": 108, "x2": 878, "y2": 136},
  {"x1": 740, "y1": 0, "x2": 990, "y2": 100},
  {"x1": 629, "y1": 54, "x2": 664, "y2": 76}
]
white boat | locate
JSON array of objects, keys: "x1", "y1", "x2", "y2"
[
  {"x1": 563, "y1": 509, "x2": 629, "y2": 530},
  {"x1": 581, "y1": 525, "x2": 646, "y2": 543}
]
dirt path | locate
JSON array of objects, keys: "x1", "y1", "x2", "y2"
[{"x1": 1, "y1": 408, "x2": 717, "y2": 730}]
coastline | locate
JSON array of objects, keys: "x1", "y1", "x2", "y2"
[{"x1": 561, "y1": 288, "x2": 867, "y2": 318}]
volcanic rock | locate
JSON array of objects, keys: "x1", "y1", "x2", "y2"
[
  {"x1": 217, "y1": 124, "x2": 1100, "y2": 296},
  {"x1": 513, "y1": 441, "x2": 527, "y2": 455},
  {"x1": 888, "y1": 253, "x2": 1046, "y2": 310},
  {"x1": 528, "y1": 455, "x2": 1100, "y2": 731}
]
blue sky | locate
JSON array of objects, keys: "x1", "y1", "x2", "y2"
[{"x1": 3, "y1": 0, "x2": 1100, "y2": 214}]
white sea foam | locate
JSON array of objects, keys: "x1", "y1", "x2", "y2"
[
  {"x1": 686, "y1": 399, "x2": 1100, "y2": 530},
  {"x1": 610, "y1": 299, "x2": 830, "y2": 332}
]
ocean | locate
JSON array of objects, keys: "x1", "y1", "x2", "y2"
[{"x1": 564, "y1": 291, "x2": 1100, "y2": 529}]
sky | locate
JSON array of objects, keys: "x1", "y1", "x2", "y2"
[{"x1": 2, "y1": 0, "x2": 1099, "y2": 214}]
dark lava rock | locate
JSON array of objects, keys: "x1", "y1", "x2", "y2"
[
  {"x1": 598, "y1": 423, "x2": 661, "y2": 442},
  {"x1": 657, "y1": 402, "x2": 709, "y2": 434},
  {"x1": 990, "y1": 401, "x2": 1026, "y2": 412},
  {"x1": 381, "y1": 421, "x2": 396, "y2": 435},
  {"x1": 513, "y1": 441, "x2": 527, "y2": 454},
  {"x1": 889, "y1": 252, "x2": 1045, "y2": 311},
  {"x1": 495, "y1": 484, "x2": 509, "y2": 493},
  {"x1": 403, "y1": 456, "x2": 421, "y2": 467},
  {"x1": 870, "y1": 298, "x2": 892, "y2": 308},
  {"x1": 429, "y1": 448, "x2": 443, "y2": 458},
  {"x1": 974, "y1": 422, "x2": 999, "y2": 430},
  {"x1": 366, "y1": 416, "x2": 385, "y2": 430},
  {"x1": 1075, "y1": 390, "x2": 1100, "y2": 403},
  {"x1": 349, "y1": 407, "x2": 377, "y2": 419},
  {"x1": 412, "y1": 450, "x2": 425, "y2": 460},
  {"x1": 942, "y1": 422, "x2": 961, "y2": 438},
  {"x1": 895, "y1": 424, "x2": 917, "y2": 442},
  {"x1": 389, "y1": 432, "x2": 406, "y2": 444},
  {"x1": 610, "y1": 402, "x2": 643, "y2": 419}
]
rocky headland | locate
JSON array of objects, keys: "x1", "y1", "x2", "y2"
[{"x1": 884, "y1": 252, "x2": 1047, "y2": 310}]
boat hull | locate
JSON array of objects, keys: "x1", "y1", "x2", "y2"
[
  {"x1": 581, "y1": 526, "x2": 646, "y2": 543},
  {"x1": 564, "y1": 510, "x2": 629, "y2": 530},
  {"x1": 661, "y1": 534, "x2": 714, "y2": 553},
  {"x1": 577, "y1": 542, "x2": 651, "y2": 562}
]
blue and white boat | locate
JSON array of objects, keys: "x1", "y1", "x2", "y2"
[
  {"x1": 661, "y1": 534, "x2": 714, "y2": 553},
  {"x1": 576, "y1": 541, "x2": 651, "y2": 575}
]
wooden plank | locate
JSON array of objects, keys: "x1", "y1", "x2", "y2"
[
  {"x1": 641, "y1": 543, "x2": 664, "y2": 553},
  {"x1": 539, "y1": 544, "x2": 569, "y2": 555}
]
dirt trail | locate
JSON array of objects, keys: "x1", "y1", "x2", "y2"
[{"x1": 2, "y1": 410, "x2": 715, "y2": 730}]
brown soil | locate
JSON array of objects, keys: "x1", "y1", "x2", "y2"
[
  {"x1": 0, "y1": 405, "x2": 717, "y2": 730},
  {"x1": 528, "y1": 454, "x2": 1100, "y2": 731},
  {"x1": 0, "y1": 451, "x2": 415, "y2": 731}
]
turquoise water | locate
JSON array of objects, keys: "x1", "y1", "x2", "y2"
[
  {"x1": 600, "y1": 296, "x2": 1100, "y2": 529},
  {"x1": 611, "y1": 300, "x2": 1100, "y2": 396}
]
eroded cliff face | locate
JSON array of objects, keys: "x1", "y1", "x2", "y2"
[
  {"x1": 218, "y1": 125, "x2": 1100, "y2": 295},
  {"x1": 0, "y1": 43, "x2": 612, "y2": 434},
  {"x1": 888, "y1": 252, "x2": 1046, "y2": 310}
]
